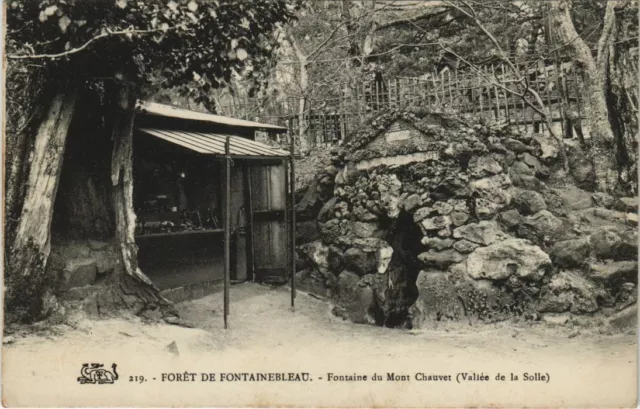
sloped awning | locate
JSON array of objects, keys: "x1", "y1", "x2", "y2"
[
  {"x1": 138, "y1": 128, "x2": 290, "y2": 159},
  {"x1": 136, "y1": 101, "x2": 288, "y2": 133}
]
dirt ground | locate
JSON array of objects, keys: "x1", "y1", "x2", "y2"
[{"x1": 2, "y1": 283, "x2": 637, "y2": 407}]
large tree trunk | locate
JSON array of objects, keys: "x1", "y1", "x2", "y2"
[
  {"x1": 548, "y1": 0, "x2": 617, "y2": 191},
  {"x1": 287, "y1": 31, "x2": 310, "y2": 152},
  {"x1": 602, "y1": 4, "x2": 638, "y2": 194},
  {"x1": 6, "y1": 86, "x2": 78, "y2": 323},
  {"x1": 94, "y1": 84, "x2": 176, "y2": 318}
]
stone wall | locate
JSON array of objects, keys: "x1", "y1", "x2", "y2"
[{"x1": 295, "y1": 107, "x2": 638, "y2": 329}]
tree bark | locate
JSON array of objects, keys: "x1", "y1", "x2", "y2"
[
  {"x1": 6, "y1": 85, "x2": 78, "y2": 323},
  {"x1": 548, "y1": 0, "x2": 617, "y2": 191},
  {"x1": 603, "y1": 3, "x2": 637, "y2": 194},
  {"x1": 95, "y1": 84, "x2": 177, "y2": 318},
  {"x1": 287, "y1": 31, "x2": 310, "y2": 152}
]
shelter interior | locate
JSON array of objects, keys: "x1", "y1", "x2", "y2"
[{"x1": 131, "y1": 102, "x2": 293, "y2": 299}]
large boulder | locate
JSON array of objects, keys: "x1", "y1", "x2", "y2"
[
  {"x1": 62, "y1": 258, "x2": 98, "y2": 291},
  {"x1": 608, "y1": 305, "x2": 638, "y2": 332},
  {"x1": 588, "y1": 261, "x2": 638, "y2": 286},
  {"x1": 565, "y1": 140, "x2": 596, "y2": 190},
  {"x1": 498, "y1": 209, "x2": 522, "y2": 229},
  {"x1": 408, "y1": 271, "x2": 466, "y2": 328},
  {"x1": 536, "y1": 271, "x2": 602, "y2": 314},
  {"x1": 468, "y1": 174, "x2": 512, "y2": 207},
  {"x1": 512, "y1": 190, "x2": 547, "y2": 215},
  {"x1": 474, "y1": 198, "x2": 503, "y2": 219},
  {"x1": 318, "y1": 219, "x2": 343, "y2": 244},
  {"x1": 352, "y1": 206, "x2": 378, "y2": 222},
  {"x1": 334, "y1": 271, "x2": 378, "y2": 325},
  {"x1": 590, "y1": 226, "x2": 637, "y2": 261},
  {"x1": 519, "y1": 152, "x2": 550, "y2": 179},
  {"x1": 296, "y1": 220, "x2": 321, "y2": 244},
  {"x1": 420, "y1": 215, "x2": 452, "y2": 233},
  {"x1": 295, "y1": 268, "x2": 337, "y2": 298},
  {"x1": 452, "y1": 220, "x2": 504, "y2": 246},
  {"x1": 468, "y1": 155, "x2": 503, "y2": 178},
  {"x1": 421, "y1": 237, "x2": 454, "y2": 251},
  {"x1": 549, "y1": 186, "x2": 593, "y2": 211},
  {"x1": 532, "y1": 133, "x2": 560, "y2": 163},
  {"x1": 453, "y1": 239, "x2": 481, "y2": 254},
  {"x1": 549, "y1": 238, "x2": 591, "y2": 269},
  {"x1": 508, "y1": 166, "x2": 544, "y2": 191},
  {"x1": 343, "y1": 248, "x2": 377, "y2": 276},
  {"x1": 402, "y1": 193, "x2": 422, "y2": 212},
  {"x1": 298, "y1": 240, "x2": 330, "y2": 272},
  {"x1": 518, "y1": 210, "x2": 566, "y2": 244},
  {"x1": 327, "y1": 246, "x2": 344, "y2": 272},
  {"x1": 418, "y1": 249, "x2": 464, "y2": 269},
  {"x1": 465, "y1": 238, "x2": 552, "y2": 281},
  {"x1": 615, "y1": 197, "x2": 638, "y2": 213},
  {"x1": 351, "y1": 221, "x2": 384, "y2": 239},
  {"x1": 450, "y1": 210, "x2": 471, "y2": 226},
  {"x1": 453, "y1": 278, "x2": 536, "y2": 323}
]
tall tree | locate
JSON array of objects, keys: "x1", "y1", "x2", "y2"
[
  {"x1": 5, "y1": 0, "x2": 298, "y2": 323},
  {"x1": 548, "y1": 0, "x2": 637, "y2": 192}
]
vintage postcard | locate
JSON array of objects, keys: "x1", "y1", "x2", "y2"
[{"x1": 2, "y1": 0, "x2": 638, "y2": 407}]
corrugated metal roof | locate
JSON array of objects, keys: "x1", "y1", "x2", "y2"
[
  {"x1": 136, "y1": 101, "x2": 288, "y2": 132},
  {"x1": 138, "y1": 128, "x2": 291, "y2": 158}
]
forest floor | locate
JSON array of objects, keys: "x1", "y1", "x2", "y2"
[{"x1": 2, "y1": 283, "x2": 637, "y2": 407}]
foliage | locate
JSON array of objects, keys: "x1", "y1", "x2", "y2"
[{"x1": 6, "y1": 0, "x2": 300, "y2": 110}]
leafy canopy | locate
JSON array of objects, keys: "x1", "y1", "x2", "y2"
[{"x1": 7, "y1": 0, "x2": 300, "y2": 109}]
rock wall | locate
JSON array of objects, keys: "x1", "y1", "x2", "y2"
[{"x1": 295, "y1": 108, "x2": 638, "y2": 329}]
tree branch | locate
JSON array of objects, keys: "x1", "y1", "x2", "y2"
[
  {"x1": 374, "y1": 7, "x2": 450, "y2": 31},
  {"x1": 307, "y1": 21, "x2": 351, "y2": 61},
  {"x1": 7, "y1": 26, "x2": 176, "y2": 60}
]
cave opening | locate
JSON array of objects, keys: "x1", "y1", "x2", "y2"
[{"x1": 382, "y1": 209, "x2": 424, "y2": 328}]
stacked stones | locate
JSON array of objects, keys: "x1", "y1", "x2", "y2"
[{"x1": 295, "y1": 107, "x2": 638, "y2": 330}]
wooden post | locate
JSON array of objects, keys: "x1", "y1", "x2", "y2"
[
  {"x1": 490, "y1": 65, "x2": 500, "y2": 120},
  {"x1": 501, "y1": 65, "x2": 510, "y2": 121},
  {"x1": 283, "y1": 156, "x2": 290, "y2": 287},
  {"x1": 289, "y1": 141, "x2": 296, "y2": 309},
  {"x1": 223, "y1": 136, "x2": 231, "y2": 329}
]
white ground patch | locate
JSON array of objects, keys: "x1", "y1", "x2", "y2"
[{"x1": 2, "y1": 283, "x2": 637, "y2": 407}]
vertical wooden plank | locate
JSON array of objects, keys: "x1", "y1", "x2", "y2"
[
  {"x1": 438, "y1": 72, "x2": 447, "y2": 105},
  {"x1": 271, "y1": 165, "x2": 286, "y2": 268},
  {"x1": 471, "y1": 72, "x2": 477, "y2": 116},
  {"x1": 375, "y1": 80, "x2": 380, "y2": 112},
  {"x1": 223, "y1": 137, "x2": 231, "y2": 329},
  {"x1": 321, "y1": 111, "x2": 326, "y2": 144},
  {"x1": 571, "y1": 65, "x2": 583, "y2": 123},
  {"x1": 533, "y1": 63, "x2": 542, "y2": 133},
  {"x1": 552, "y1": 54, "x2": 566, "y2": 137},
  {"x1": 502, "y1": 65, "x2": 510, "y2": 121},
  {"x1": 490, "y1": 65, "x2": 500, "y2": 120},
  {"x1": 243, "y1": 161, "x2": 255, "y2": 282},
  {"x1": 453, "y1": 69, "x2": 459, "y2": 112},
  {"x1": 478, "y1": 70, "x2": 484, "y2": 118},
  {"x1": 522, "y1": 79, "x2": 527, "y2": 133},
  {"x1": 283, "y1": 159, "x2": 289, "y2": 286}
]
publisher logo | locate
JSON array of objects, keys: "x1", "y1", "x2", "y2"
[{"x1": 77, "y1": 363, "x2": 119, "y2": 384}]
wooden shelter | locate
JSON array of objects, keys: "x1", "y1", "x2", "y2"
[{"x1": 132, "y1": 101, "x2": 296, "y2": 328}]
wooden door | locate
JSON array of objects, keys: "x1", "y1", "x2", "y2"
[{"x1": 250, "y1": 162, "x2": 288, "y2": 283}]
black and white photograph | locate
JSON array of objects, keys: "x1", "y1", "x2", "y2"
[{"x1": 2, "y1": 0, "x2": 638, "y2": 407}]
